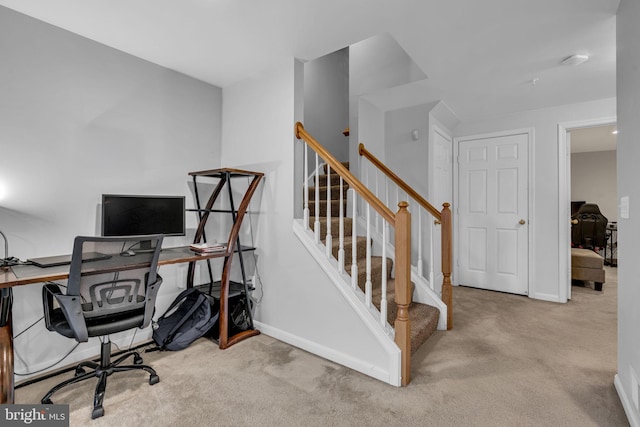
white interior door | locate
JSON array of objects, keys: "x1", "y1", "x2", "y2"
[{"x1": 457, "y1": 132, "x2": 529, "y2": 295}]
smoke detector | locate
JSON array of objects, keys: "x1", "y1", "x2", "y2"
[{"x1": 561, "y1": 54, "x2": 590, "y2": 66}]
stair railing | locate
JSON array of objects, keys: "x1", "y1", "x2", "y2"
[
  {"x1": 295, "y1": 122, "x2": 414, "y2": 385},
  {"x1": 358, "y1": 143, "x2": 453, "y2": 330}
]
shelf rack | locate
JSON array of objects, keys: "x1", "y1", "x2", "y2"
[{"x1": 186, "y1": 168, "x2": 263, "y2": 349}]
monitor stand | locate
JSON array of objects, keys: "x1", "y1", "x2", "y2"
[{"x1": 136, "y1": 239, "x2": 157, "y2": 253}]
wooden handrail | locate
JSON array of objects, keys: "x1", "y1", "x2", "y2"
[
  {"x1": 358, "y1": 143, "x2": 441, "y2": 220},
  {"x1": 296, "y1": 122, "x2": 396, "y2": 226}
]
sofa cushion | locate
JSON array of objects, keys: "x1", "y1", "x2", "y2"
[{"x1": 571, "y1": 248, "x2": 604, "y2": 269}]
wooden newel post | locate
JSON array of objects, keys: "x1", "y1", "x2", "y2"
[
  {"x1": 394, "y1": 201, "x2": 411, "y2": 386},
  {"x1": 441, "y1": 202, "x2": 453, "y2": 330}
]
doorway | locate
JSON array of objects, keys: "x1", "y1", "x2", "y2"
[{"x1": 558, "y1": 118, "x2": 617, "y2": 302}]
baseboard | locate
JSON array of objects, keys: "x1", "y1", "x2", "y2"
[
  {"x1": 615, "y1": 374, "x2": 640, "y2": 427},
  {"x1": 255, "y1": 321, "x2": 401, "y2": 387},
  {"x1": 531, "y1": 292, "x2": 561, "y2": 302}
]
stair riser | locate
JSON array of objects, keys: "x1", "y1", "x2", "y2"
[
  {"x1": 323, "y1": 162, "x2": 350, "y2": 175},
  {"x1": 309, "y1": 200, "x2": 346, "y2": 218},
  {"x1": 309, "y1": 217, "x2": 353, "y2": 237},
  {"x1": 314, "y1": 174, "x2": 343, "y2": 187},
  {"x1": 330, "y1": 237, "x2": 368, "y2": 263},
  {"x1": 307, "y1": 185, "x2": 349, "y2": 201},
  {"x1": 351, "y1": 257, "x2": 394, "y2": 293}
]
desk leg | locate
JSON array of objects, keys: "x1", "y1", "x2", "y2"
[{"x1": 0, "y1": 288, "x2": 14, "y2": 404}]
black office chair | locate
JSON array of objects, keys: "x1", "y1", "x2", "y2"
[{"x1": 41, "y1": 234, "x2": 164, "y2": 419}]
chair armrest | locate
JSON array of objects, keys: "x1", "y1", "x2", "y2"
[
  {"x1": 142, "y1": 275, "x2": 163, "y2": 328},
  {"x1": 42, "y1": 283, "x2": 62, "y2": 332},
  {"x1": 42, "y1": 283, "x2": 89, "y2": 342}
]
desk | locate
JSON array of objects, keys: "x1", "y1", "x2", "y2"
[{"x1": 0, "y1": 246, "x2": 231, "y2": 404}]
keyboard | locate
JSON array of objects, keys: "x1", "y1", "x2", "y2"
[{"x1": 28, "y1": 252, "x2": 112, "y2": 268}]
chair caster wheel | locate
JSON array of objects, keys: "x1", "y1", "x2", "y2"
[
  {"x1": 75, "y1": 367, "x2": 86, "y2": 376},
  {"x1": 91, "y1": 406, "x2": 104, "y2": 419},
  {"x1": 42, "y1": 398, "x2": 53, "y2": 405},
  {"x1": 134, "y1": 354, "x2": 143, "y2": 365},
  {"x1": 149, "y1": 374, "x2": 160, "y2": 385}
]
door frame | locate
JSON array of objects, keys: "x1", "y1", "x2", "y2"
[
  {"x1": 453, "y1": 127, "x2": 535, "y2": 296},
  {"x1": 429, "y1": 119, "x2": 453, "y2": 289},
  {"x1": 557, "y1": 116, "x2": 617, "y2": 303}
]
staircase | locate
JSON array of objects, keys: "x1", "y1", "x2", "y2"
[{"x1": 308, "y1": 163, "x2": 440, "y2": 356}]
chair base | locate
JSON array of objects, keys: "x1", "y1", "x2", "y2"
[{"x1": 41, "y1": 339, "x2": 159, "y2": 419}]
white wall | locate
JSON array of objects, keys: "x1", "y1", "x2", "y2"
[
  {"x1": 303, "y1": 48, "x2": 349, "y2": 162},
  {"x1": 221, "y1": 58, "x2": 402, "y2": 383},
  {"x1": 358, "y1": 98, "x2": 385, "y2": 160},
  {"x1": 0, "y1": 6, "x2": 222, "y2": 378},
  {"x1": 571, "y1": 150, "x2": 617, "y2": 222},
  {"x1": 385, "y1": 103, "x2": 430, "y2": 197},
  {"x1": 349, "y1": 33, "x2": 427, "y2": 180},
  {"x1": 615, "y1": 1, "x2": 640, "y2": 425},
  {"x1": 454, "y1": 97, "x2": 616, "y2": 302}
]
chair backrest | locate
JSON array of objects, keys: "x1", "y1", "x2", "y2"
[
  {"x1": 65, "y1": 235, "x2": 164, "y2": 336},
  {"x1": 571, "y1": 203, "x2": 608, "y2": 249}
]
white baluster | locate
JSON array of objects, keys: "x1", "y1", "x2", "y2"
[
  {"x1": 314, "y1": 154, "x2": 320, "y2": 243},
  {"x1": 338, "y1": 177, "x2": 345, "y2": 273},
  {"x1": 303, "y1": 145, "x2": 309, "y2": 229},
  {"x1": 326, "y1": 164, "x2": 332, "y2": 258},
  {"x1": 375, "y1": 170, "x2": 380, "y2": 234},
  {"x1": 385, "y1": 177, "x2": 389, "y2": 211},
  {"x1": 429, "y1": 217, "x2": 435, "y2": 291},
  {"x1": 365, "y1": 204, "x2": 372, "y2": 307},
  {"x1": 351, "y1": 189, "x2": 358, "y2": 290},
  {"x1": 380, "y1": 221, "x2": 388, "y2": 326},
  {"x1": 417, "y1": 209, "x2": 423, "y2": 277}
]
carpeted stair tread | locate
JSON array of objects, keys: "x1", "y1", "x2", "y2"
[
  {"x1": 310, "y1": 217, "x2": 353, "y2": 238},
  {"x1": 371, "y1": 279, "x2": 439, "y2": 354},
  {"x1": 307, "y1": 183, "x2": 349, "y2": 201},
  {"x1": 323, "y1": 162, "x2": 349, "y2": 175},
  {"x1": 324, "y1": 235, "x2": 369, "y2": 262},
  {"x1": 315, "y1": 173, "x2": 343, "y2": 187},
  {"x1": 309, "y1": 199, "x2": 345, "y2": 218},
  {"x1": 350, "y1": 256, "x2": 394, "y2": 291}
]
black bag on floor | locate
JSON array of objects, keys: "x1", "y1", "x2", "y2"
[{"x1": 152, "y1": 288, "x2": 219, "y2": 351}]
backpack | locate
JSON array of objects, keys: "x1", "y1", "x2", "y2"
[{"x1": 152, "y1": 288, "x2": 219, "y2": 351}]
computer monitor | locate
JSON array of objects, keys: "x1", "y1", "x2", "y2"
[{"x1": 101, "y1": 194, "x2": 185, "y2": 250}]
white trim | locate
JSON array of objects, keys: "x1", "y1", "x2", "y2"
[
  {"x1": 557, "y1": 116, "x2": 616, "y2": 303},
  {"x1": 615, "y1": 374, "x2": 640, "y2": 427},
  {"x1": 453, "y1": 127, "x2": 535, "y2": 298}
]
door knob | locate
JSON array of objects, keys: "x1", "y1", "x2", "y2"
[
  {"x1": 571, "y1": 219, "x2": 578, "y2": 225},
  {"x1": 519, "y1": 219, "x2": 526, "y2": 225},
  {"x1": 434, "y1": 220, "x2": 441, "y2": 225}
]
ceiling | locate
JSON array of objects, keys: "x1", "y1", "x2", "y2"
[
  {"x1": 0, "y1": 0, "x2": 619, "y2": 122},
  {"x1": 570, "y1": 123, "x2": 617, "y2": 153}
]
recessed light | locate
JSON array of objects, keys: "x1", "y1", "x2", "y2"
[{"x1": 561, "y1": 54, "x2": 589, "y2": 66}]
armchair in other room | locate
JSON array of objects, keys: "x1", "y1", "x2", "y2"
[{"x1": 41, "y1": 234, "x2": 164, "y2": 419}]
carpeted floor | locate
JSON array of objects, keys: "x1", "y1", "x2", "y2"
[{"x1": 16, "y1": 266, "x2": 627, "y2": 426}]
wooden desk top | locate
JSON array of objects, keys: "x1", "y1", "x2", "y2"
[{"x1": 0, "y1": 246, "x2": 228, "y2": 289}]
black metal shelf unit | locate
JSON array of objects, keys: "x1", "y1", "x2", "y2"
[{"x1": 187, "y1": 168, "x2": 263, "y2": 349}]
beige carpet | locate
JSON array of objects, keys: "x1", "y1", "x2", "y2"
[{"x1": 16, "y1": 266, "x2": 627, "y2": 426}]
